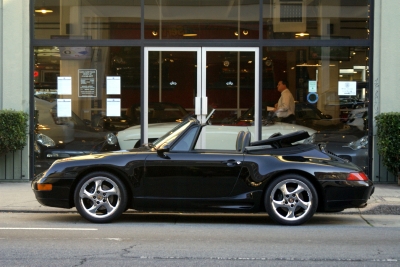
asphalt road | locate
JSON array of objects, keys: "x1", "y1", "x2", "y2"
[{"x1": 0, "y1": 212, "x2": 399, "y2": 267}]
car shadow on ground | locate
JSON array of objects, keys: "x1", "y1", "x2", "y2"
[{"x1": 33, "y1": 211, "x2": 365, "y2": 226}]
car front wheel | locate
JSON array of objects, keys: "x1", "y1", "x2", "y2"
[
  {"x1": 74, "y1": 171, "x2": 127, "y2": 223},
  {"x1": 265, "y1": 174, "x2": 318, "y2": 226}
]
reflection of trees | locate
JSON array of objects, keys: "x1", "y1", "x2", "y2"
[{"x1": 34, "y1": 92, "x2": 57, "y2": 102}]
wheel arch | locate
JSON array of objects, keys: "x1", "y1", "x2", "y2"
[
  {"x1": 68, "y1": 166, "x2": 134, "y2": 209},
  {"x1": 260, "y1": 169, "x2": 325, "y2": 212}
]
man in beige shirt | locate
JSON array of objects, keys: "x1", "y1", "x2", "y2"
[{"x1": 273, "y1": 80, "x2": 295, "y2": 123}]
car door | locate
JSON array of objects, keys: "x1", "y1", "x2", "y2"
[
  {"x1": 143, "y1": 126, "x2": 244, "y2": 199},
  {"x1": 143, "y1": 151, "x2": 243, "y2": 199}
]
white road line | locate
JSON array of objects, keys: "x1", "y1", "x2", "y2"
[{"x1": 0, "y1": 227, "x2": 97, "y2": 231}]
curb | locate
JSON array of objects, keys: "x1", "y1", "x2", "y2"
[
  {"x1": 2, "y1": 204, "x2": 400, "y2": 215},
  {"x1": 0, "y1": 209, "x2": 77, "y2": 214}
]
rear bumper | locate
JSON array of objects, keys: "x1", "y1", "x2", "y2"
[{"x1": 322, "y1": 180, "x2": 374, "y2": 212}]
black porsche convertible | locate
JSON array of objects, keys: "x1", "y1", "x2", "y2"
[{"x1": 32, "y1": 113, "x2": 374, "y2": 226}]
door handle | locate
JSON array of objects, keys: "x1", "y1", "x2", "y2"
[{"x1": 223, "y1": 159, "x2": 241, "y2": 167}]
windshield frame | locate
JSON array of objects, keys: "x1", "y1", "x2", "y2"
[{"x1": 152, "y1": 117, "x2": 198, "y2": 150}]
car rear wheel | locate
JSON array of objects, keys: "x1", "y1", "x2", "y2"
[
  {"x1": 74, "y1": 171, "x2": 127, "y2": 223},
  {"x1": 265, "y1": 174, "x2": 318, "y2": 226}
]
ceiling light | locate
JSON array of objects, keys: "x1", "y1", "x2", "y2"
[
  {"x1": 295, "y1": 32, "x2": 309, "y2": 37},
  {"x1": 183, "y1": 28, "x2": 197, "y2": 37},
  {"x1": 35, "y1": 1, "x2": 53, "y2": 14},
  {"x1": 235, "y1": 30, "x2": 249, "y2": 36},
  {"x1": 35, "y1": 7, "x2": 53, "y2": 14},
  {"x1": 296, "y1": 63, "x2": 336, "y2": 67}
]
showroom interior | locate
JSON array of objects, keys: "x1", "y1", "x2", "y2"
[{"x1": 1, "y1": 0, "x2": 400, "y2": 183}]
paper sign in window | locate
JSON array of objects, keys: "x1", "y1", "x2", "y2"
[
  {"x1": 106, "y1": 76, "x2": 121, "y2": 95},
  {"x1": 78, "y1": 69, "x2": 97, "y2": 97},
  {"x1": 107, "y1": 98, "x2": 121, "y2": 117},
  {"x1": 57, "y1": 99, "x2": 71, "y2": 117},
  {"x1": 338, "y1": 81, "x2": 357, "y2": 96},
  {"x1": 57, "y1": 77, "x2": 72, "y2": 95},
  {"x1": 308, "y1": 80, "x2": 317, "y2": 93}
]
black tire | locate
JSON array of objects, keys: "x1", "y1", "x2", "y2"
[
  {"x1": 265, "y1": 174, "x2": 318, "y2": 226},
  {"x1": 74, "y1": 171, "x2": 127, "y2": 223}
]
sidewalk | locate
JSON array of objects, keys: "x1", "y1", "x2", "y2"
[{"x1": 0, "y1": 181, "x2": 399, "y2": 215}]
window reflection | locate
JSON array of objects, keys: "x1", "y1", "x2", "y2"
[
  {"x1": 262, "y1": 46, "x2": 369, "y2": 130},
  {"x1": 34, "y1": 0, "x2": 370, "y2": 40},
  {"x1": 263, "y1": 0, "x2": 370, "y2": 39},
  {"x1": 33, "y1": 44, "x2": 370, "y2": 174},
  {"x1": 144, "y1": 0, "x2": 259, "y2": 39},
  {"x1": 34, "y1": 0, "x2": 141, "y2": 39},
  {"x1": 34, "y1": 45, "x2": 141, "y2": 173}
]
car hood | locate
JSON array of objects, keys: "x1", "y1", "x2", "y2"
[{"x1": 57, "y1": 150, "x2": 131, "y2": 162}]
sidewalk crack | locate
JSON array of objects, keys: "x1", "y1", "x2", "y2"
[{"x1": 358, "y1": 208, "x2": 374, "y2": 227}]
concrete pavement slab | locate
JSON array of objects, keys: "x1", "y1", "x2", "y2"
[
  {"x1": 361, "y1": 215, "x2": 400, "y2": 227},
  {"x1": 0, "y1": 181, "x2": 76, "y2": 213}
]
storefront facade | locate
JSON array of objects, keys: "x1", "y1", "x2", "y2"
[{"x1": 0, "y1": 0, "x2": 399, "y2": 183}]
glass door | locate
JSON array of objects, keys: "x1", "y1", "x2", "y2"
[
  {"x1": 144, "y1": 47, "x2": 259, "y2": 144},
  {"x1": 144, "y1": 47, "x2": 201, "y2": 144},
  {"x1": 202, "y1": 48, "x2": 259, "y2": 131}
]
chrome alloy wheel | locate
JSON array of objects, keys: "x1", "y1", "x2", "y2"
[
  {"x1": 77, "y1": 176, "x2": 122, "y2": 220},
  {"x1": 266, "y1": 177, "x2": 317, "y2": 225}
]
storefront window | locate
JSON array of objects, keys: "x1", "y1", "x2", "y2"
[
  {"x1": 261, "y1": 45, "x2": 370, "y2": 172},
  {"x1": 31, "y1": 0, "x2": 372, "y2": 176},
  {"x1": 34, "y1": 0, "x2": 141, "y2": 39},
  {"x1": 144, "y1": 0, "x2": 259, "y2": 39},
  {"x1": 34, "y1": 46, "x2": 141, "y2": 173},
  {"x1": 263, "y1": 0, "x2": 370, "y2": 39}
]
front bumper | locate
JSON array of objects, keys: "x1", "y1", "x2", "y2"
[{"x1": 31, "y1": 176, "x2": 75, "y2": 209}]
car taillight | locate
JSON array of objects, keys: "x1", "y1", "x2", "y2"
[{"x1": 346, "y1": 172, "x2": 368, "y2": 181}]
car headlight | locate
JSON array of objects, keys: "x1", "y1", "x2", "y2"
[
  {"x1": 36, "y1": 133, "x2": 56, "y2": 147},
  {"x1": 106, "y1": 133, "x2": 118, "y2": 145},
  {"x1": 34, "y1": 140, "x2": 40, "y2": 154},
  {"x1": 344, "y1": 136, "x2": 368, "y2": 150}
]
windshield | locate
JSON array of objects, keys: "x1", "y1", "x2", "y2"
[{"x1": 152, "y1": 118, "x2": 197, "y2": 149}]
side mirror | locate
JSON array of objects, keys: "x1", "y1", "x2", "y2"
[{"x1": 157, "y1": 145, "x2": 171, "y2": 159}]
